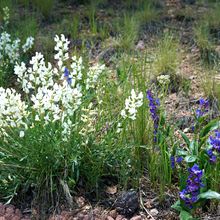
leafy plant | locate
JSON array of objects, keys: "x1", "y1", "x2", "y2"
[{"x1": 171, "y1": 98, "x2": 220, "y2": 219}]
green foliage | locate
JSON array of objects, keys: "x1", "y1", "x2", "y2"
[
  {"x1": 136, "y1": 0, "x2": 159, "y2": 24},
  {"x1": 172, "y1": 108, "x2": 220, "y2": 217},
  {"x1": 153, "y1": 32, "x2": 179, "y2": 75},
  {"x1": 117, "y1": 14, "x2": 140, "y2": 50},
  {"x1": 32, "y1": 0, "x2": 55, "y2": 18},
  {"x1": 194, "y1": 3, "x2": 220, "y2": 64},
  {"x1": 14, "y1": 16, "x2": 38, "y2": 41}
]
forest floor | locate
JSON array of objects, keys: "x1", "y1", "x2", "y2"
[{"x1": 1, "y1": 0, "x2": 220, "y2": 219}]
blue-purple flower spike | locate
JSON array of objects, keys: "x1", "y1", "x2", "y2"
[
  {"x1": 170, "y1": 156, "x2": 175, "y2": 169},
  {"x1": 207, "y1": 130, "x2": 220, "y2": 163},
  {"x1": 196, "y1": 98, "x2": 209, "y2": 118},
  {"x1": 64, "y1": 67, "x2": 72, "y2": 85},
  {"x1": 179, "y1": 164, "x2": 204, "y2": 208},
  {"x1": 146, "y1": 90, "x2": 160, "y2": 142}
]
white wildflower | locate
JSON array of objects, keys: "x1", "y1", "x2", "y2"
[
  {"x1": 0, "y1": 87, "x2": 28, "y2": 136},
  {"x1": 54, "y1": 34, "x2": 70, "y2": 70},
  {"x1": 86, "y1": 63, "x2": 105, "y2": 90},
  {"x1": 14, "y1": 52, "x2": 54, "y2": 93},
  {"x1": 31, "y1": 82, "x2": 82, "y2": 141},
  {"x1": 19, "y1": 130, "x2": 25, "y2": 138},
  {"x1": 79, "y1": 103, "x2": 98, "y2": 144},
  {"x1": 2, "y1": 7, "x2": 10, "y2": 27},
  {"x1": 157, "y1": 74, "x2": 170, "y2": 85},
  {"x1": 121, "y1": 89, "x2": 143, "y2": 120},
  {"x1": 22, "y1": 36, "x2": 34, "y2": 53}
]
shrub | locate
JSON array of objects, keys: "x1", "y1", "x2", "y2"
[{"x1": 0, "y1": 35, "x2": 149, "y2": 211}]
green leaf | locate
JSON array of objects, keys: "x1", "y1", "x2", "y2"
[
  {"x1": 199, "y1": 120, "x2": 220, "y2": 139},
  {"x1": 177, "y1": 149, "x2": 188, "y2": 156},
  {"x1": 189, "y1": 141, "x2": 198, "y2": 155},
  {"x1": 171, "y1": 200, "x2": 182, "y2": 212},
  {"x1": 180, "y1": 131, "x2": 190, "y2": 147},
  {"x1": 180, "y1": 210, "x2": 194, "y2": 220},
  {"x1": 199, "y1": 190, "x2": 220, "y2": 200},
  {"x1": 185, "y1": 155, "x2": 197, "y2": 163}
]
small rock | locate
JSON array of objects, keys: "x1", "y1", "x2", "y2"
[
  {"x1": 93, "y1": 207, "x2": 102, "y2": 216},
  {"x1": 130, "y1": 216, "x2": 142, "y2": 220},
  {"x1": 135, "y1": 40, "x2": 145, "y2": 51},
  {"x1": 116, "y1": 215, "x2": 124, "y2": 220},
  {"x1": 77, "y1": 213, "x2": 85, "y2": 220},
  {"x1": 150, "y1": 208, "x2": 159, "y2": 216},
  {"x1": 83, "y1": 215, "x2": 90, "y2": 220},
  {"x1": 109, "y1": 210, "x2": 117, "y2": 219},
  {"x1": 11, "y1": 217, "x2": 21, "y2": 220},
  {"x1": 75, "y1": 196, "x2": 86, "y2": 208},
  {"x1": 115, "y1": 190, "x2": 139, "y2": 216},
  {"x1": 5, "y1": 206, "x2": 14, "y2": 215},
  {"x1": 0, "y1": 205, "x2": 5, "y2": 216},
  {"x1": 106, "y1": 216, "x2": 114, "y2": 220}
]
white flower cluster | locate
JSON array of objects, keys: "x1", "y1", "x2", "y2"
[
  {"x1": 0, "y1": 32, "x2": 34, "y2": 65},
  {"x1": 31, "y1": 83, "x2": 82, "y2": 139},
  {"x1": 54, "y1": 34, "x2": 70, "y2": 70},
  {"x1": 14, "y1": 35, "x2": 85, "y2": 141},
  {"x1": 121, "y1": 89, "x2": 143, "y2": 120},
  {"x1": 86, "y1": 63, "x2": 105, "y2": 90},
  {"x1": 14, "y1": 52, "x2": 55, "y2": 93},
  {"x1": 22, "y1": 37, "x2": 34, "y2": 53},
  {"x1": 10, "y1": 34, "x2": 104, "y2": 141},
  {"x1": 61, "y1": 56, "x2": 83, "y2": 88},
  {"x1": 2, "y1": 7, "x2": 10, "y2": 27},
  {"x1": 79, "y1": 103, "x2": 98, "y2": 144},
  {"x1": 0, "y1": 87, "x2": 28, "y2": 137},
  {"x1": 157, "y1": 74, "x2": 170, "y2": 85}
]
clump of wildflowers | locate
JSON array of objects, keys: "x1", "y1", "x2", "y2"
[
  {"x1": 22, "y1": 37, "x2": 34, "y2": 53},
  {"x1": 0, "y1": 7, "x2": 34, "y2": 67},
  {"x1": 0, "y1": 87, "x2": 28, "y2": 137},
  {"x1": 157, "y1": 74, "x2": 170, "y2": 86},
  {"x1": 146, "y1": 90, "x2": 160, "y2": 141},
  {"x1": 121, "y1": 89, "x2": 143, "y2": 120},
  {"x1": 79, "y1": 103, "x2": 98, "y2": 144},
  {"x1": 195, "y1": 98, "x2": 209, "y2": 119},
  {"x1": 206, "y1": 130, "x2": 220, "y2": 163},
  {"x1": 54, "y1": 34, "x2": 70, "y2": 70},
  {"x1": 61, "y1": 56, "x2": 83, "y2": 88},
  {"x1": 14, "y1": 34, "x2": 105, "y2": 142},
  {"x1": 14, "y1": 52, "x2": 55, "y2": 93},
  {"x1": 2, "y1": 7, "x2": 10, "y2": 27},
  {"x1": 179, "y1": 164, "x2": 204, "y2": 208},
  {"x1": 86, "y1": 63, "x2": 105, "y2": 90}
]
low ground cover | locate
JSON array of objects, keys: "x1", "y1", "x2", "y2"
[{"x1": 0, "y1": 0, "x2": 220, "y2": 219}]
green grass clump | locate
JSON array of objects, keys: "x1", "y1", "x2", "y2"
[
  {"x1": 193, "y1": 3, "x2": 220, "y2": 64},
  {"x1": 136, "y1": 1, "x2": 159, "y2": 24},
  {"x1": 154, "y1": 32, "x2": 179, "y2": 75},
  {"x1": 14, "y1": 16, "x2": 38, "y2": 42},
  {"x1": 115, "y1": 14, "x2": 140, "y2": 50},
  {"x1": 32, "y1": 0, "x2": 55, "y2": 18}
]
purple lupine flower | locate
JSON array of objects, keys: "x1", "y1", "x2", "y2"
[
  {"x1": 64, "y1": 67, "x2": 72, "y2": 85},
  {"x1": 195, "y1": 98, "x2": 209, "y2": 118},
  {"x1": 179, "y1": 164, "x2": 204, "y2": 208},
  {"x1": 170, "y1": 156, "x2": 175, "y2": 169},
  {"x1": 176, "y1": 156, "x2": 183, "y2": 164},
  {"x1": 207, "y1": 130, "x2": 220, "y2": 163},
  {"x1": 146, "y1": 90, "x2": 160, "y2": 142}
]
